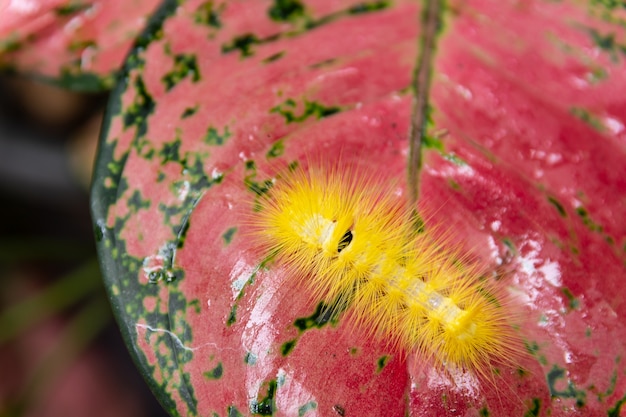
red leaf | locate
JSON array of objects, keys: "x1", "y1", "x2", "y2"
[
  {"x1": 91, "y1": 0, "x2": 626, "y2": 415},
  {"x1": 0, "y1": 0, "x2": 160, "y2": 90}
]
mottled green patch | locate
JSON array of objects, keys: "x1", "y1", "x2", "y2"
[
  {"x1": 122, "y1": 75, "x2": 155, "y2": 139},
  {"x1": 194, "y1": 1, "x2": 223, "y2": 27},
  {"x1": 263, "y1": 51, "x2": 286, "y2": 63},
  {"x1": 182, "y1": 105, "x2": 199, "y2": 118},
  {"x1": 377, "y1": 355, "x2": 389, "y2": 373},
  {"x1": 298, "y1": 401, "x2": 317, "y2": 416},
  {"x1": 576, "y1": 206, "x2": 603, "y2": 232},
  {"x1": 135, "y1": 0, "x2": 178, "y2": 51},
  {"x1": 245, "y1": 160, "x2": 274, "y2": 197},
  {"x1": 598, "y1": 368, "x2": 619, "y2": 401},
  {"x1": 152, "y1": 149, "x2": 222, "y2": 280},
  {"x1": 223, "y1": 2, "x2": 389, "y2": 57},
  {"x1": 546, "y1": 365, "x2": 586, "y2": 407},
  {"x1": 227, "y1": 304, "x2": 238, "y2": 326},
  {"x1": 204, "y1": 125, "x2": 231, "y2": 145},
  {"x1": 162, "y1": 53, "x2": 201, "y2": 91},
  {"x1": 68, "y1": 39, "x2": 96, "y2": 52},
  {"x1": 92, "y1": 1, "x2": 200, "y2": 415},
  {"x1": 159, "y1": 139, "x2": 182, "y2": 163},
  {"x1": 349, "y1": 347, "x2": 358, "y2": 355},
  {"x1": 407, "y1": 210, "x2": 425, "y2": 235},
  {"x1": 479, "y1": 407, "x2": 489, "y2": 417},
  {"x1": 523, "y1": 398, "x2": 541, "y2": 417},
  {"x1": 304, "y1": 0, "x2": 389, "y2": 29},
  {"x1": 93, "y1": 1, "x2": 397, "y2": 415},
  {"x1": 250, "y1": 379, "x2": 277, "y2": 415},
  {"x1": 222, "y1": 33, "x2": 264, "y2": 57},
  {"x1": 524, "y1": 340, "x2": 547, "y2": 365},
  {"x1": 245, "y1": 351, "x2": 258, "y2": 365},
  {"x1": 310, "y1": 58, "x2": 337, "y2": 69},
  {"x1": 271, "y1": 98, "x2": 340, "y2": 124},
  {"x1": 476, "y1": 286, "x2": 502, "y2": 308},
  {"x1": 164, "y1": 211, "x2": 189, "y2": 247},
  {"x1": 268, "y1": 0, "x2": 305, "y2": 22},
  {"x1": 281, "y1": 339, "x2": 296, "y2": 356},
  {"x1": 128, "y1": 190, "x2": 151, "y2": 212},
  {"x1": 447, "y1": 179, "x2": 460, "y2": 190},
  {"x1": 204, "y1": 362, "x2": 223, "y2": 379},
  {"x1": 136, "y1": 292, "x2": 198, "y2": 413},
  {"x1": 110, "y1": 284, "x2": 120, "y2": 296},
  {"x1": 227, "y1": 256, "x2": 272, "y2": 327},
  {"x1": 588, "y1": 66, "x2": 609, "y2": 84},
  {"x1": 570, "y1": 107, "x2": 606, "y2": 132},
  {"x1": 189, "y1": 299, "x2": 201, "y2": 314},
  {"x1": 56, "y1": 68, "x2": 114, "y2": 91},
  {"x1": 608, "y1": 391, "x2": 626, "y2": 417},
  {"x1": 134, "y1": 136, "x2": 156, "y2": 159},
  {"x1": 349, "y1": 1, "x2": 390, "y2": 14},
  {"x1": 189, "y1": 154, "x2": 222, "y2": 187},
  {"x1": 502, "y1": 238, "x2": 517, "y2": 256},
  {"x1": 228, "y1": 405, "x2": 244, "y2": 417},
  {"x1": 92, "y1": 142, "x2": 129, "y2": 228},
  {"x1": 590, "y1": 0, "x2": 625, "y2": 10},
  {"x1": 0, "y1": 34, "x2": 21, "y2": 55},
  {"x1": 267, "y1": 140, "x2": 285, "y2": 158},
  {"x1": 294, "y1": 302, "x2": 336, "y2": 331},
  {"x1": 161, "y1": 203, "x2": 193, "y2": 243},
  {"x1": 55, "y1": 3, "x2": 90, "y2": 15},
  {"x1": 424, "y1": 129, "x2": 475, "y2": 167},
  {"x1": 547, "y1": 196, "x2": 567, "y2": 217},
  {"x1": 561, "y1": 287, "x2": 580, "y2": 310},
  {"x1": 222, "y1": 227, "x2": 237, "y2": 245},
  {"x1": 422, "y1": 133, "x2": 444, "y2": 151},
  {"x1": 525, "y1": 341, "x2": 539, "y2": 355},
  {"x1": 586, "y1": 27, "x2": 626, "y2": 61}
]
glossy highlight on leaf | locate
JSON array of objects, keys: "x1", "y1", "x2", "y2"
[{"x1": 91, "y1": 0, "x2": 626, "y2": 416}]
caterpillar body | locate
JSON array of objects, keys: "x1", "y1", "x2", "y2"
[{"x1": 252, "y1": 162, "x2": 521, "y2": 379}]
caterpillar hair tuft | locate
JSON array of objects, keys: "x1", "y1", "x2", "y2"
[{"x1": 251, "y1": 161, "x2": 523, "y2": 380}]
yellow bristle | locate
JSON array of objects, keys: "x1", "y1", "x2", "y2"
[{"x1": 251, "y1": 161, "x2": 522, "y2": 382}]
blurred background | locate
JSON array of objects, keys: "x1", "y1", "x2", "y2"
[{"x1": 0, "y1": 74, "x2": 169, "y2": 417}]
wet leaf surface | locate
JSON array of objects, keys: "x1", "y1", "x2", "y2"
[
  {"x1": 0, "y1": 0, "x2": 160, "y2": 90},
  {"x1": 92, "y1": 1, "x2": 626, "y2": 415}
]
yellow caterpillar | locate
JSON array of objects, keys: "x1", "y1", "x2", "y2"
[{"x1": 252, "y1": 162, "x2": 520, "y2": 379}]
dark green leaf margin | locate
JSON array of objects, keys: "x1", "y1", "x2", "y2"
[{"x1": 90, "y1": 1, "x2": 199, "y2": 415}]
